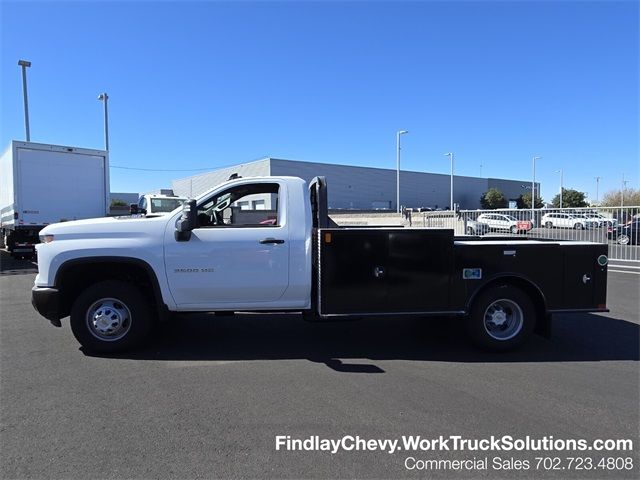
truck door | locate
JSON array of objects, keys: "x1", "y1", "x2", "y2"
[{"x1": 164, "y1": 181, "x2": 290, "y2": 308}]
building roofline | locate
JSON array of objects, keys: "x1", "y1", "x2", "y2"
[
  {"x1": 173, "y1": 156, "x2": 271, "y2": 182},
  {"x1": 174, "y1": 156, "x2": 535, "y2": 185},
  {"x1": 268, "y1": 157, "x2": 533, "y2": 184}
]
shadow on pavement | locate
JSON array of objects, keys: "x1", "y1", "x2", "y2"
[
  {"x1": 82, "y1": 311, "x2": 639, "y2": 371},
  {"x1": 0, "y1": 250, "x2": 37, "y2": 276}
]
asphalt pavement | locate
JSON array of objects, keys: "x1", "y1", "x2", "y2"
[{"x1": 1, "y1": 252, "x2": 638, "y2": 479}]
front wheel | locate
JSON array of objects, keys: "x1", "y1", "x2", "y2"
[
  {"x1": 510, "y1": 225, "x2": 518, "y2": 234},
  {"x1": 70, "y1": 280, "x2": 153, "y2": 353},
  {"x1": 574, "y1": 223, "x2": 584, "y2": 230},
  {"x1": 545, "y1": 221, "x2": 553, "y2": 228},
  {"x1": 466, "y1": 285, "x2": 536, "y2": 351},
  {"x1": 467, "y1": 226, "x2": 475, "y2": 235}
]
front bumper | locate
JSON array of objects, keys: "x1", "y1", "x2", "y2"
[{"x1": 31, "y1": 286, "x2": 62, "y2": 327}]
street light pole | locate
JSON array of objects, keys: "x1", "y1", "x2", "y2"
[
  {"x1": 98, "y1": 93, "x2": 109, "y2": 151},
  {"x1": 621, "y1": 174, "x2": 628, "y2": 207},
  {"x1": 532, "y1": 156, "x2": 542, "y2": 223},
  {"x1": 18, "y1": 60, "x2": 32, "y2": 141},
  {"x1": 444, "y1": 152, "x2": 454, "y2": 210},
  {"x1": 396, "y1": 130, "x2": 408, "y2": 213},
  {"x1": 594, "y1": 176, "x2": 602, "y2": 204},
  {"x1": 556, "y1": 169, "x2": 563, "y2": 208}
]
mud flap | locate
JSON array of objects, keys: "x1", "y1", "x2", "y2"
[{"x1": 535, "y1": 313, "x2": 552, "y2": 339}]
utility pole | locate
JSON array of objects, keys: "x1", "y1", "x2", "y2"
[
  {"x1": 556, "y1": 169, "x2": 564, "y2": 208},
  {"x1": 621, "y1": 174, "x2": 629, "y2": 207},
  {"x1": 18, "y1": 60, "x2": 32, "y2": 141},
  {"x1": 594, "y1": 176, "x2": 602, "y2": 204},
  {"x1": 98, "y1": 93, "x2": 110, "y2": 151},
  {"x1": 444, "y1": 152, "x2": 454, "y2": 210},
  {"x1": 396, "y1": 130, "x2": 408, "y2": 213},
  {"x1": 531, "y1": 156, "x2": 542, "y2": 223}
]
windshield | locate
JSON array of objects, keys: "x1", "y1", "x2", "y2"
[
  {"x1": 150, "y1": 198, "x2": 186, "y2": 213},
  {"x1": 505, "y1": 215, "x2": 518, "y2": 221}
]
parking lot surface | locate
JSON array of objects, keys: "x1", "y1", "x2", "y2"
[{"x1": 1, "y1": 252, "x2": 638, "y2": 479}]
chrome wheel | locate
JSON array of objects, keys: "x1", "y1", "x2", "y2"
[
  {"x1": 617, "y1": 234, "x2": 630, "y2": 245},
  {"x1": 85, "y1": 298, "x2": 132, "y2": 341},
  {"x1": 483, "y1": 299, "x2": 524, "y2": 341}
]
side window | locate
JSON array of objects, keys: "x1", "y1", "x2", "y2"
[{"x1": 196, "y1": 183, "x2": 280, "y2": 228}]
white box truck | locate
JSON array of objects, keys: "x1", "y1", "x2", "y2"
[{"x1": 0, "y1": 141, "x2": 109, "y2": 257}]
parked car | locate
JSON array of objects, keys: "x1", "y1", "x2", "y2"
[
  {"x1": 572, "y1": 214, "x2": 601, "y2": 229},
  {"x1": 541, "y1": 213, "x2": 595, "y2": 230},
  {"x1": 476, "y1": 213, "x2": 532, "y2": 234},
  {"x1": 465, "y1": 218, "x2": 490, "y2": 235},
  {"x1": 586, "y1": 213, "x2": 617, "y2": 227},
  {"x1": 608, "y1": 220, "x2": 640, "y2": 245}
]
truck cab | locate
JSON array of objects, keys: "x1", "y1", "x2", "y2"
[{"x1": 136, "y1": 192, "x2": 187, "y2": 216}]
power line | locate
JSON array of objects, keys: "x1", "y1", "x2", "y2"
[
  {"x1": 109, "y1": 155, "x2": 270, "y2": 173},
  {"x1": 110, "y1": 165, "x2": 216, "y2": 172}
]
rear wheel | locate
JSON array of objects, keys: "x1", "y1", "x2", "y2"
[
  {"x1": 467, "y1": 226, "x2": 475, "y2": 235},
  {"x1": 574, "y1": 223, "x2": 584, "y2": 230},
  {"x1": 510, "y1": 225, "x2": 518, "y2": 234},
  {"x1": 4, "y1": 231, "x2": 14, "y2": 252},
  {"x1": 70, "y1": 280, "x2": 153, "y2": 353},
  {"x1": 545, "y1": 221, "x2": 553, "y2": 228},
  {"x1": 466, "y1": 285, "x2": 536, "y2": 351},
  {"x1": 617, "y1": 234, "x2": 630, "y2": 245}
]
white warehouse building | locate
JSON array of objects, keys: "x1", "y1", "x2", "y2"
[{"x1": 171, "y1": 158, "x2": 537, "y2": 211}]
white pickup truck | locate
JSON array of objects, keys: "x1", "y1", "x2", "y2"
[{"x1": 32, "y1": 176, "x2": 608, "y2": 353}]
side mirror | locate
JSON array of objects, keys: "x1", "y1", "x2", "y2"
[
  {"x1": 175, "y1": 199, "x2": 197, "y2": 241},
  {"x1": 130, "y1": 204, "x2": 146, "y2": 215}
]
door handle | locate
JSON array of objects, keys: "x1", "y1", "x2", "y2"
[{"x1": 259, "y1": 238, "x2": 285, "y2": 244}]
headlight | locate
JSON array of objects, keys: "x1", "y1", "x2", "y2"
[{"x1": 39, "y1": 234, "x2": 54, "y2": 243}]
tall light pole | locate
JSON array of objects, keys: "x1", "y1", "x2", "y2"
[
  {"x1": 621, "y1": 173, "x2": 629, "y2": 207},
  {"x1": 18, "y1": 60, "x2": 32, "y2": 141},
  {"x1": 556, "y1": 169, "x2": 563, "y2": 208},
  {"x1": 594, "y1": 176, "x2": 602, "y2": 204},
  {"x1": 531, "y1": 156, "x2": 542, "y2": 223},
  {"x1": 444, "y1": 152, "x2": 454, "y2": 210},
  {"x1": 396, "y1": 130, "x2": 408, "y2": 213},
  {"x1": 98, "y1": 93, "x2": 109, "y2": 151},
  {"x1": 479, "y1": 163, "x2": 483, "y2": 178}
]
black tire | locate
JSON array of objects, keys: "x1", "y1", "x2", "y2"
[
  {"x1": 4, "y1": 231, "x2": 14, "y2": 252},
  {"x1": 510, "y1": 225, "x2": 518, "y2": 234},
  {"x1": 466, "y1": 285, "x2": 536, "y2": 351},
  {"x1": 70, "y1": 280, "x2": 153, "y2": 353},
  {"x1": 545, "y1": 221, "x2": 553, "y2": 228},
  {"x1": 467, "y1": 226, "x2": 475, "y2": 235},
  {"x1": 574, "y1": 223, "x2": 583, "y2": 230}
]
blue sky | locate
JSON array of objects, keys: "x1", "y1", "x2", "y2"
[{"x1": 1, "y1": 0, "x2": 638, "y2": 203}]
